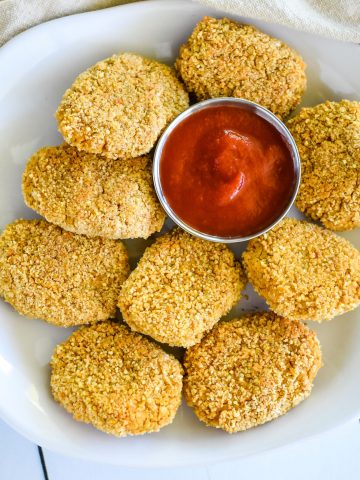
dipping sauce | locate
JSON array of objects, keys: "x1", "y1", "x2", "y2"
[{"x1": 159, "y1": 105, "x2": 296, "y2": 237}]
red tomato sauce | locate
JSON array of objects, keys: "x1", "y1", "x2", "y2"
[{"x1": 160, "y1": 105, "x2": 296, "y2": 237}]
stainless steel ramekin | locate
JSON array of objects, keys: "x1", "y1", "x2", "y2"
[{"x1": 153, "y1": 97, "x2": 301, "y2": 243}]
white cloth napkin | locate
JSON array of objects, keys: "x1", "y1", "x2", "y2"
[
  {"x1": 0, "y1": 0, "x2": 134, "y2": 45},
  {"x1": 198, "y1": 0, "x2": 360, "y2": 42},
  {"x1": 0, "y1": 0, "x2": 359, "y2": 46}
]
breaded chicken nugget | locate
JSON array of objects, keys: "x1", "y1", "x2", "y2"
[
  {"x1": 56, "y1": 53, "x2": 189, "y2": 159},
  {"x1": 243, "y1": 218, "x2": 360, "y2": 321},
  {"x1": 51, "y1": 322, "x2": 183, "y2": 436},
  {"x1": 184, "y1": 312, "x2": 322, "y2": 433},
  {"x1": 175, "y1": 17, "x2": 306, "y2": 119},
  {"x1": 287, "y1": 100, "x2": 360, "y2": 231},
  {"x1": 22, "y1": 144, "x2": 165, "y2": 239},
  {"x1": 0, "y1": 220, "x2": 129, "y2": 326},
  {"x1": 118, "y1": 229, "x2": 246, "y2": 347}
]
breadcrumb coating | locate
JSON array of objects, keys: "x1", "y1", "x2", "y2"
[
  {"x1": 0, "y1": 220, "x2": 129, "y2": 326},
  {"x1": 51, "y1": 322, "x2": 183, "y2": 436},
  {"x1": 184, "y1": 312, "x2": 322, "y2": 433},
  {"x1": 22, "y1": 144, "x2": 165, "y2": 239},
  {"x1": 243, "y1": 218, "x2": 360, "y2": 321},
  {"x1": 118, "y1": 229, "x2": 246, "y2": 347},
  {"x1": 175, "y1": 17, "x2": 306, "y2": 119},
  {"x1": 287, "y1": 100, "x2": 360, "y2": 231},
  {"x1": 56, "y1": 53, "x2": 189, "y2": 159}
]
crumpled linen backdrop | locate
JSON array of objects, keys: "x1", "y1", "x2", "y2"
[
  {"x1": 199, "y1": 0, "x2": 360, "y2": 42},
  {"x1": 0, "y1": 0, "x2": 359, "y2": 46}
]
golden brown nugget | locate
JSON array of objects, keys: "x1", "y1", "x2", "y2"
[
  {"x1": 56, "y1": 53, "x2": 189, "y2": 159},
  {"x1": 118, "y1": 229, "x2": 246, "y2": 347},
  {"x1": 184, "y1": 312, "x2": 322, "y2": 433},
  {"x1": 51, "y1": 322, "x2": 183, "y2": 436},
  {"x1": 23, "y1": 144, "x2": 165, "y2": 239},
  {"x1": 0, "y1": 220, "x2": 129, "y2": 326},
  {"x1": 243, "y1": 218, "x2": 360, "y2": 321},
  {"x1": 287, "y1": 100, "x2": 360, "y2": 231},
  {"x1": 175, "y1": 17, "x2": 306, "y2": 119}
]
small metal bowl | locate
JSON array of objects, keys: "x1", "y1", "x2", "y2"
[{"x1": 153, "y1": 97, "x2": 301, "y2": 243}]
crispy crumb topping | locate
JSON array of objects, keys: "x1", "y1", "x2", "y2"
[
  {"x1": 56, "y1": 53, "x2": 189, "y2": 159},
  {"x1": 243, "y1": 218, "x2": 360, "y2": 321},
  {"x1": 118, "y1": 228, "x2": 246, "y2": 347},
  {"x1": 0, "y1": 220, "x2": 129, "y2": 326},
  {"x1": 22, "y1": 144, "x2": 165, "y2": 239},
  {"x1": 184, "y1": 312, "x2": 322, "y2": 433},
  {"x1": 51, "y1": 322, "x2": 183, "y2": 436},
  {"x1": 175, "y1": 17, "x2": 306, "y2": 119},
  {"x1": 287, "y1": 100, "x2": 360, "y2": 231}
]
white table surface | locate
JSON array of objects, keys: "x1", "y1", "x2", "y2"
[{"x1": 1, "y1": 417, "x2": 359, "y2": 479}]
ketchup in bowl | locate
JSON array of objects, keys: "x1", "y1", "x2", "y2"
[{"x1": 154, "y1": 99, "x2": 300, "y2": 241}]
